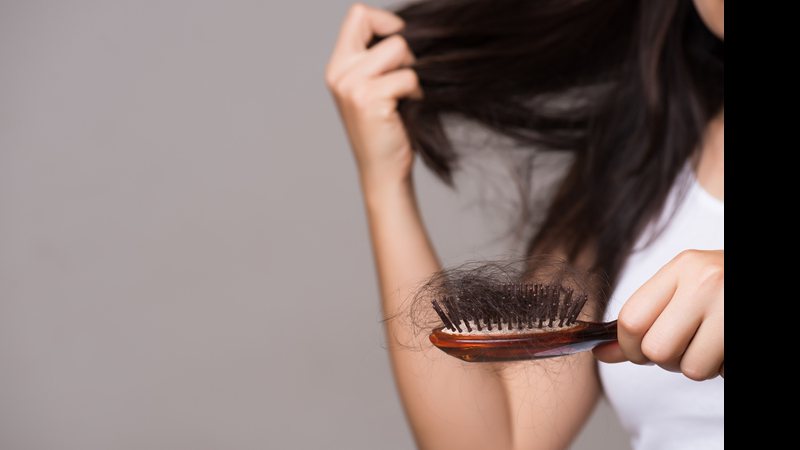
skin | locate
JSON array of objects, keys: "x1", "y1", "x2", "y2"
[
  {"x1": 326, "y1": 2, "x2": 723, "y2": 448},
  {"x1": 693, "y1": 0, "x2": 724, "y2": 39},
  {"x1": 594, "y1": 0, "x2": 724, "y2": 375},
  {"x1": 593, "y1": 112, "x2": 724, "y2": 380}
]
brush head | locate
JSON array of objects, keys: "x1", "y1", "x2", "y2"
[
  {"x1": 430, "y1": 282, "x2": 589, "y2": 335},
  {"x1": 412, "y1": 259, "x2": 611, "y2": 362}
]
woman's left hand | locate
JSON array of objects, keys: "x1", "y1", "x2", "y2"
[{"x1": 593, "y1": 249, "x2": 724, "y2": 381}]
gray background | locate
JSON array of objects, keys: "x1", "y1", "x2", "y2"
[{"x1": 0, "y1": 1, "x2": 630, "y2": 449}]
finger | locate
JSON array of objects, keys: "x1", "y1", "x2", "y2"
[
  {"x1": 639, "y1": 283, "x2": 704, "y2": 372},
  {"x1": 679, "y1": 311, "x2": 724, "y2": 381},
  {"x1": 617, "y1": 265, "x2": 679, "y2": 364},
  {"x1": 331, "y1": 4, "x2": 405, "y2": 64},
  {"x1": 592, "y1": 341, "x2": 626, "y2": 363},
  {"x1": 370, "y1": 68, "x2": 422, "y2": 101},
  {"x1": 344, "y1": 70, "x2": 421, "y2": 121},
  {"x1": 343, "y1": 35, "x2": 415, "y2": 80}
]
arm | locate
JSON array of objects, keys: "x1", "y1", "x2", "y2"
[
  {"x1": 326, "y1": 5, "x2": 599, "y2": 449},
  {"x1": 362, "y1": 170, "x2": 600, "y2": 450}
]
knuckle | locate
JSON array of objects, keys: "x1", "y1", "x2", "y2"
[
  {"x1": 618, "y1": 310, "x2": 648, "y2": 337},
  {"x1": 388, "y1": 34, "x2": 409, "y2": 51},
  {"x1": 624, "y1": 351, "x2": 650, "y2": 365},
  {"x1": 406, "y1": 68, "x2": 419, "y2": 84},
  {"x1": 698, "y1": 264, "x2": 724, "y2": 287},
  {"x1": 681, "y1": 361, "x2": 710, "y2": 381},
  {"x1": 349, "y1": 85, "x2": 373, "y2": 107},
  {"x1": 324, "y1": 68, "x2": 338, "y2": 90},
  {"x1": 348, "y1": 3, "x2": 367, "y2": 19},
  {"x1": 401, "y1": 38, "x2": 413, "y2": 56},
  {"x1": 641, "y1": 336, "x2": 673, "y2": 364},
  {"x1": 333, "y1": 79, "x2": 352, "y2": 98},
  {"x1": 373, "y1": 104, "x2": 395, "y2": 120},
  {"x1": 329, "y1": 79, "x2": 353, "y2": 100},
  {"x1": 674, "y1": 249, "x2": 700, "y2": 265},
  {"x1": 402, "y1": 70, "x2": 420, "y2": 90}
]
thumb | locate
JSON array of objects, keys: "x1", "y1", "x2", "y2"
[{"x1": 593, "y1": 341, "x2": 628, "y2": 363}]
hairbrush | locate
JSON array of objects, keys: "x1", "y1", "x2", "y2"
[{"x1": 429, "y1": 283, "x2": 617, "y2": 362}]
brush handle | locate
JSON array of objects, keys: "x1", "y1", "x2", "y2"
[
  {"x1": 526, "y1": 320, "x2": 617, "y2": 358},
  {"x1": 576, "y1": 320, "x2": 618, "y2": 343}
]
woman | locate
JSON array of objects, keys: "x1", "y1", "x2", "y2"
[{"x1": 326, "y1": 0, "x2": 723, "y2": 448}]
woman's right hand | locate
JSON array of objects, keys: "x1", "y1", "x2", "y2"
[{"x1": 325, "y1": 4, "x2": 422, "y2": 189}]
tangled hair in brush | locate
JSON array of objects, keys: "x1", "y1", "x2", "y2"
[{"x1": 405, "y1": 255, "x2": 610, "y2": 341}]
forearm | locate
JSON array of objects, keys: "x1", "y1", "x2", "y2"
[
  {"x1": 361, "y1": 174, "x2": 515, "y2": 449},
  {"x1": 361, "y1": 175, "x2": 439, "y2": 337},
  {"x1": 361, "y1": 175, "x2": 601, "y2": 450}
]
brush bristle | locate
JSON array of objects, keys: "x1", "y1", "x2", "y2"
[{"x1": 431, "y1": 283, "x2": 589, "y2": 334}]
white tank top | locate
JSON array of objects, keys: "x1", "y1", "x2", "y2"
[{"x1": 598, "y1": 168, "x2": 724, "y2": 450}]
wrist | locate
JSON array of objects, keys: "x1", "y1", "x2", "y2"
[{"x1": 360, "y1": 172, "x2": 415, "y2": 211}]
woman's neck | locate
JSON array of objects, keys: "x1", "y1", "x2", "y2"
[{"x1": 695, "y1": 112, "x2": 724, "y2": 201}]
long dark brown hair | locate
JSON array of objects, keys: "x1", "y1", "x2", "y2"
[{"x1": 393, "y1": 0, "x2": 724, "y2": 289}]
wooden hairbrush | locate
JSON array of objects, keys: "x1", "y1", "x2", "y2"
[{"x1": 429, "y1": 283, "x2": 617, "y2": 362}]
